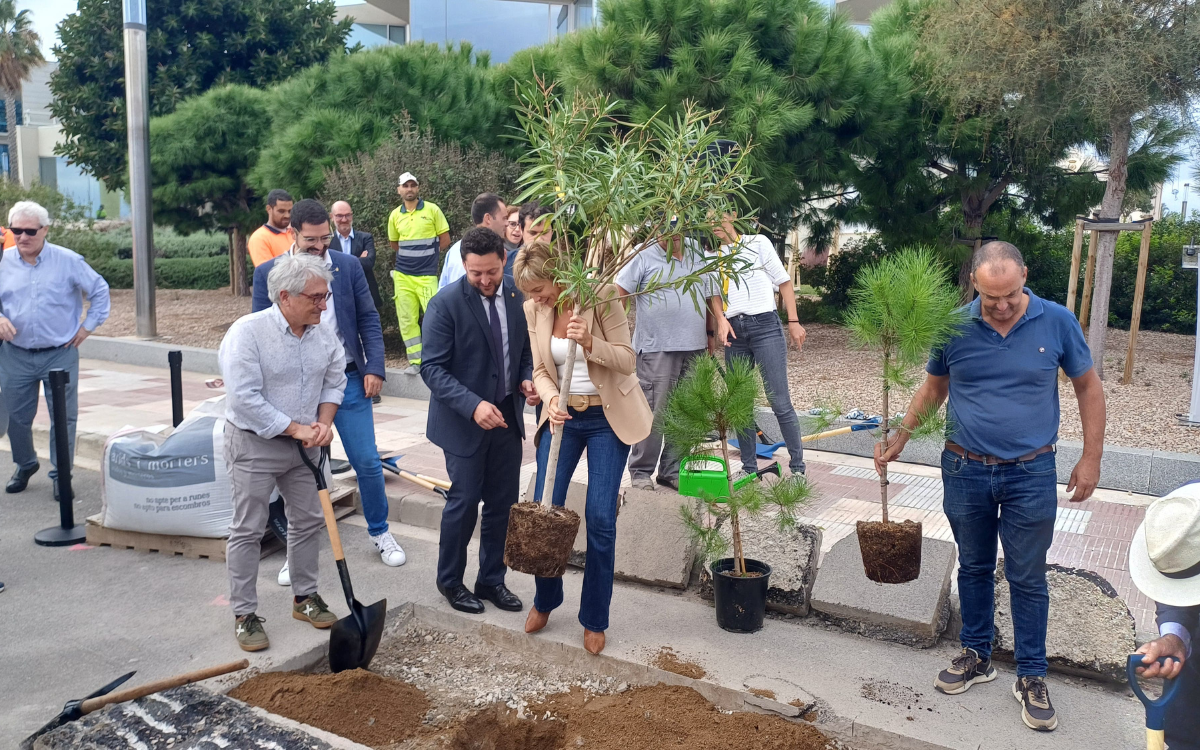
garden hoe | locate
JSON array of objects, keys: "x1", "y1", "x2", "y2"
[
  {"x1": 297, "y1": 442, "x2": 386, "y2": 673},
  {"x1": 1126, "y1": 654, "x2": 1182, "y2": 750},
  {"x1": 380, "y1": 454, "x2": 450, "y2": 500},
  {"x1": 21, "y1": 660, "x2": 248, "y2": 748}
]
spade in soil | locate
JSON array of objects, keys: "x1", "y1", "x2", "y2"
[
  {"x1": 845, "y1": 248, "x2": 967, "y2": 583},
  {"x1": 502, "y1": 81, "x2": 755, "y2": 579},
  {"x1": 665, "y1": 355, "x2": 814, "y2": 632}
]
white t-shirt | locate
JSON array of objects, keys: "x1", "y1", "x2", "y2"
[
  {"x1": 550, "y1": 336, "x2": 598, "y2": 395},
  {"x1": 720, "y1": 234, "x2": 789, "y2": 318}
]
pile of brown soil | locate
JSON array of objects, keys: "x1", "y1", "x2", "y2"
[
  {"x1": 229, "y1": 669, "x2": 430, "y2": 748},
  {"x1": 651, "y1": 647, "x2": 706, "y2": 679},
  {"x1": 531, "y1": 684, "x2": 832, "y2": 749}
]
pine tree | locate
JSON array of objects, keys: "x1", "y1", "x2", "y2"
[
  {"x1": 662, "y1": 355, "x2": 815, "y2": 576},
  {"x1": 50, "y1": 0, "x2": 352, "y2": 191}
]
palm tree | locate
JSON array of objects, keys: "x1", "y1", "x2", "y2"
[{"x1": 0, "y1": 1, "x2": 42, "y2": 181}]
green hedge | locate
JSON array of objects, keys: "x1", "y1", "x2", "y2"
[
  {"x1": 51, "y1": 227, "x2": 227, "y2": 263},
  {"x1": 92, "y1": 257, "x2": 231, "y2": 290}
]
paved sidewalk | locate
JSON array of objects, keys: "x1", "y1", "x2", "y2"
[{"x1": 35, "y1": 359, "x2": 1159, "y2": 635}]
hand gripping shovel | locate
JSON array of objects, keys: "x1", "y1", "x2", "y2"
[
  {"x1": 1127, "y1": 654, "x2": 1183, "y2": 750},
  {"x1": 297, "y1": 441, "x2": 386, "y2": 673},
  {"x1": 21, "y1": 660, "x2": 248, "y2": 749}
]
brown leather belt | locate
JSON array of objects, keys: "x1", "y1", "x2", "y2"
[
  {"x1": 564, "y1": 394, "x2": 603, "y2": 411},
  {"x1": 945, "y1": 442, "x2": 1055, "y2": 465}
]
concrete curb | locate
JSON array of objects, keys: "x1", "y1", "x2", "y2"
[
  {"x1": 795, "y1": 414, "x2": 1199, "y2": 497},
  {"x1": 84, "y1": 335, "x2": 432, "y2": 400}
]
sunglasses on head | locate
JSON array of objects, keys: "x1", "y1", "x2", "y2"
[{"x1": 10, "y1": 227, "x2": 40, "y2": 236}]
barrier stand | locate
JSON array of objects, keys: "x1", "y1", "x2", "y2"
[
  {"x1": 168, "y1": 350, "x2": 183, "y2": 427},
  {"x1": 34, "y1": 369, "x2": 86, "y2": 546}
]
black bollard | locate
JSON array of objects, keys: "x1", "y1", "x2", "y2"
[
  {"x1": 168, "y1": 350, "x2": 184, "y2": 427},
  {"x1": 34, "y1": 369, "x2": 86, "y2": 547}
]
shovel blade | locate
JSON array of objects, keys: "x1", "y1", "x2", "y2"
[{"x1": 328, "y1": 598, "x2": 387, "y2": 673}]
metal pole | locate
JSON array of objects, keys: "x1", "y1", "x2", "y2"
[
  {"x1": 1190, "y1": 272, "x2": 1200, "y2": 422},
  {"x1": 1183, "y1": 183, "x2": 1191, "y2": 222},
  {"x1": 124, "y1": 0, "x2": 155, "y2": 339},
  {"x1": 34, "y1": 369, "x2": 86, "y2": 546},
  {"x1": 168, "y1": 350, "x2": 183, "y2": 427}
]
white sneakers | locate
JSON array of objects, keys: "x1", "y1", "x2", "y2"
[
  {"x1": 372, "y1": 531, "x2": 407, "y2": 567},
  {"x1": 275, "y1": 532, "x2": 406, "y2": 584}
]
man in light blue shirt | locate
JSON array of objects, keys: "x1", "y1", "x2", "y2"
[
  {"x1": 0, "y1": 201, "x2": 110, "y2": 501},
  {"x1": 438, "y1": 193, "x2": 508, "y2": 290}
]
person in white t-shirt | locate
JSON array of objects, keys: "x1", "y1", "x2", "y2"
[{"x1": 714, "y1": 213, "x2": 807, "y2": 478}]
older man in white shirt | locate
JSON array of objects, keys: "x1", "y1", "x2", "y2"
[{"x1": 218, "y1": 253, "x2": 346, "y2": 652}]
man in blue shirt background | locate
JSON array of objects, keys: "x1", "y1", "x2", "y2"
[
  {"x1": 876, "y1": 241, "x2": 1106, "y2": 733},
  {"x1": 0, "y1": 201, "x2": 110, "y2": 502}
]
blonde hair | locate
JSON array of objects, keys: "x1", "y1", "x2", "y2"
[{"x1": 511, "y1": 241, "x2": 555, "y2": 294}]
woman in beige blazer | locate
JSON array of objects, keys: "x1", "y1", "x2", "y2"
[{"x1": 512, "y1": 242, "x2": 652, "y2": 655}]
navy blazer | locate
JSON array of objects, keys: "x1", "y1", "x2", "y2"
[
  {"x1": 251, "y1": 249, "x2": 386, "y2": 379},
  {"x1": 420, "y1": 274, "x2": 533, "y2": 457}
]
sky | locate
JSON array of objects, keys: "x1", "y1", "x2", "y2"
[{"x1": 18, "y1": 0, "x2": 1200, "y2": 216}]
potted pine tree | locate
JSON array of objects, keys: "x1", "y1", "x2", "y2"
[
  {"x1": 662, "y1": 355, "x2": 815, "y2": 632},
  {"x1": 501, "y1": 82, "x2": 757, "y2": 578},
  {"x1": 845, "y1": 248, "x2": 966, "y2": 583}
]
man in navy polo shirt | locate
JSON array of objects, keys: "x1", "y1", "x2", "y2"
[{"x1": 876, "y1": 241, "x2": 1106, "y2": 733}]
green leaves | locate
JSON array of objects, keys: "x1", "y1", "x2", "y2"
[
  {"x1": 51, "y1": 0, "x2": 353, "y2": 191},
  {"x1": 845, "y1": 246, "x2": 968, "y2": 384},
  {"x1": 661, "y1": 354, "x2": 760, "y2": 453}
]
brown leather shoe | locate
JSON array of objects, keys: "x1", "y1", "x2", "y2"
[
  {"x1": 584, "y1": 629, "x2": 605, "y2": 655},
  {"x1": 525, "y1": 608, "x2": 549, "y2": 634}
]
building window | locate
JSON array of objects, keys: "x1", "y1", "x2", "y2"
[
  {"x1": 348, "y1": 22, "x2": 406, "y2": 49},
  {"x1": 0, "y1": 99, "x2": 21, "y2": 132},
  {"x1": 0, "y1": 145, "x2": 8, "y2": 178},
  {"x1": 38, "y1": 156, "x2": 56, "y2": 189}
]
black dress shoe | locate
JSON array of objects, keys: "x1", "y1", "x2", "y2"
[
  {"x1": 475, "y1": 583, "x2": 523, "y2": 612},
  {"x1": 53, "y1": 479, "x2": 74, "y2": 504},
  {"x1": 6, "y1": 464, "x2": 38, "y2": 494},
  {"x1": 438, "y1": 584, "x2": 485, "y2": 614},
  {"x1": 330, "y1": 458, "x2": 353, "y2": 475}
]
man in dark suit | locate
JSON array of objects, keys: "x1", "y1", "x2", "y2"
[
  {"x1": 252, "y1": 199, "x2": 407, "y2": 571},
  {"x1": 421, "y1": 227, "x2": 538, "y2": 614},
  {"x1": 331, "y1": 200, "x2": 383, "y2": 310},
  {"x1": 1131, "y1": 482, "x2": 1200, "y2": 750}
]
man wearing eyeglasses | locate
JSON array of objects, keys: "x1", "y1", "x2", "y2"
[
  {"x1": 331, "y1": 201, "x2": 382, "y2": 311},
  {"x1": 437, "y1": 193, "x2": 509, "y2": 291},
  {"x1": 0, "y1": 200, "x2": 110, "y2": 502},
  {"x1": 251, "y1": 200, "x2": 405, "y2": 571}
]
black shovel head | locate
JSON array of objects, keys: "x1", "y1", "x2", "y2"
[{"x1": 329, "y1": 597, "x2": 387, "y2": 673}]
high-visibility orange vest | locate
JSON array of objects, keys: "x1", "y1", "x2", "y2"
[{"x1": 0, "y1": 227, "x2": 14, "y2": 249}]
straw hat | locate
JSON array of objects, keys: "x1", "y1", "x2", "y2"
[{"x1": 1129, "y1": 481, "x2": 1200, "y2": 607}]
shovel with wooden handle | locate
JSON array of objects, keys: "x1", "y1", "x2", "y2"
[
  {"x1": 21, "y1": 660, "x2": 248, "y2": 748},
  {"x1": 297, "y1": 441, "x2": 386, "y2": 673},
  {"x1": 1127, "y1": 654, "x2": 1183, "y2": 750}
]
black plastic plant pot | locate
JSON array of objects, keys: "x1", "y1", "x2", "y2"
[{"x1": 711, "y1": 557, "x2": 772, "y2": 633}]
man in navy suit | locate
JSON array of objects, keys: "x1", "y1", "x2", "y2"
[
  {"x1": 421, "y1": 227, "x2": 537, "y2": 614},
  {"x1": 252, "y1": 199, "x2": 406, "y2": 570},
  {"x1": 1131, "y1": 482, "x2": 1200, "y2": 750},
  {"x1": 331, "y1": 200, "x2": 383, "y2": 311}
]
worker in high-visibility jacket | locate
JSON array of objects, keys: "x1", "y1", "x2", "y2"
[
  {"x1": 1, "y1": 227, "x2": 14, "y2": 249},
  {"x1": 387, "y1": 172, "x2": 450, "y2": 374}
]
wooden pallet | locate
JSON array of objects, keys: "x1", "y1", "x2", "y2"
[{"x1": 85, "y1": 485, "x2": 359, "y2": 562}]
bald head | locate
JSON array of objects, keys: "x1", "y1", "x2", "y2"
[
  {"x1": 331, "y1": 201, "x2": 353, "y2": 236},
  {"x1": 971, "y1": 241, "x2": 1024, "y2": 274},
  {"x1": 971, "y1": 241, "x2": 1029, "y2": 325}
]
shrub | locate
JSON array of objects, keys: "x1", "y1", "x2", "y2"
[
  {"x1": 0, "y1": 181, "x2": 91, "y2": 227},
  {"x1": 91, "y1": 257, "x2": 231, "y2": 290},
  {"x1": 48, "y1": 226, "x2": 227, "y2": 263},
  {"x1": 319, "y1": 122, "x2": 520, "y2": 332},
  {"x1": 813, "y1": 236, "x2": 890, "y2": 311}
]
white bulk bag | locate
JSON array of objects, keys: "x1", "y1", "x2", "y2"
[{"x1": 99, "y1": 396, "x2": 232, "y2": 537}]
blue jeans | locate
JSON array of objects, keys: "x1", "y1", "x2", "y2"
[
  {"x1": 0, "y1": 343, "x2": 78, "y2": 481},
  {"x1": 532, "y1": 407, "x2": 630, "y2": 632},
  {"x1": 941, "y1": 448, "x2": 1058, "y2": 677},
  {"x1": 332, "y1": 370, "x2": 389, "y2": 536},
  {"x1": 725, "y1": 312, "x2": 805, "y2": 475}
]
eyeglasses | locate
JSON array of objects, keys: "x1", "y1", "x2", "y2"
[
  {"x1": 10, "y1": 227, "x2": 40, "y2": 236},
  {"x1": 507, "y1": 221, "x2": 521, "y2": 228},
  {"x1": 295, "y1": 291, "x2": 332, "y2": 304},
  {"x1": 332, "y1": 214, "x2": 352, "y2": 221},
  {"x1": 300, "y1": 234, "x2": 333, "y2": 245}
]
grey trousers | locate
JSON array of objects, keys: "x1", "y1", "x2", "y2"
[
  {"x1": 0, "y1": 343, "x2": 78, "y2": 480},
  {"x1": 628, "y1": 349, "x2": 703, "y2": 482},
  {"x1": 224, "y1": 423, "x2": 325, "y2": 616}
]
